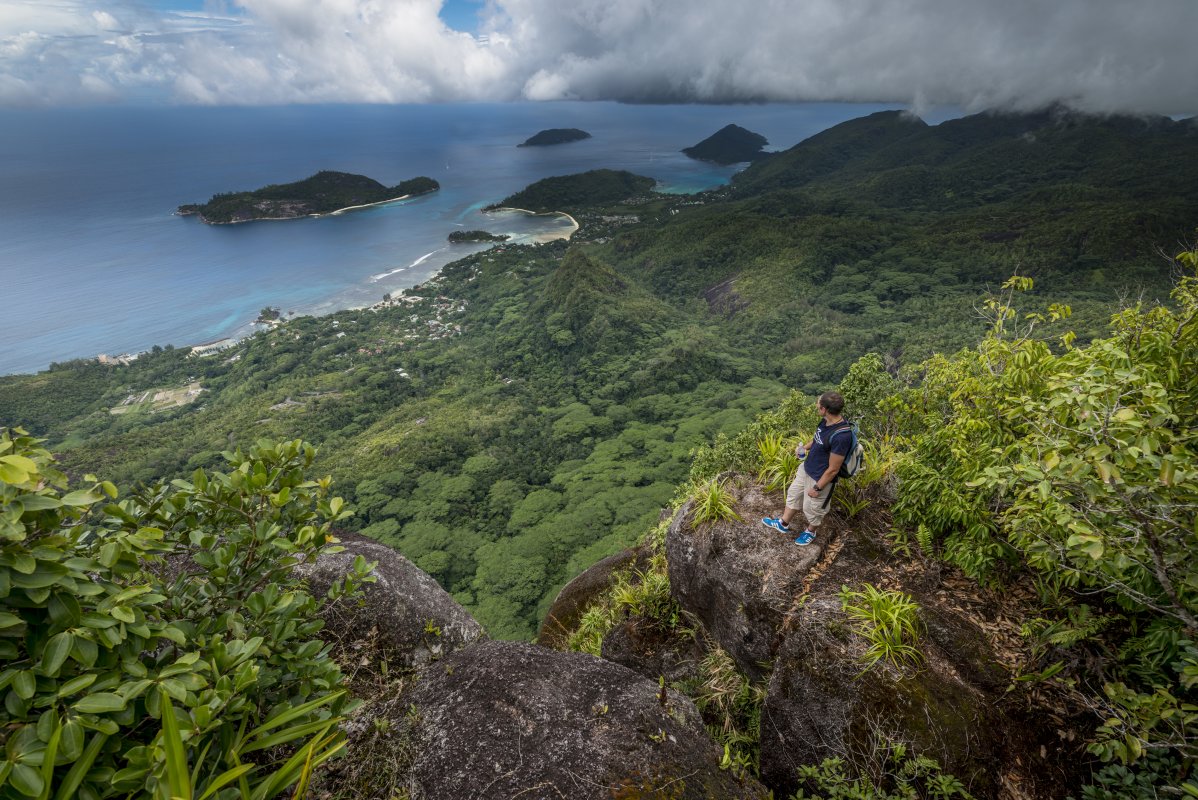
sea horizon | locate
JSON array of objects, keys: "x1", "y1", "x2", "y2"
[{"x1": 0, "y1": 101, "x2": 957, "y2": 377}]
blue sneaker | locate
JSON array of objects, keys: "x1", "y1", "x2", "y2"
[
  {"x1": 761, "y1": 517, "x2": 790, "y2": 534},
  {"x1": 794, "y1": 531, "x2": 816, "y2": 546}
]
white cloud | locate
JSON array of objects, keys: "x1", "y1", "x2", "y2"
[{"x1": 0, "y1": 0, "x2": 1195, "y2": 113}]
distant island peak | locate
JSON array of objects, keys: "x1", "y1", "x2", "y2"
[
  {"x1": 682, "y1": 124, "x2": 769, "y2": 165},
  {"x1": 518, "y1": 129, "x2": 592, "y2": 147}
]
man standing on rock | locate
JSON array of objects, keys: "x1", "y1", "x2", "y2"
[{"x1": 762, "y1": 391, "x2": 852, "y2": 546}]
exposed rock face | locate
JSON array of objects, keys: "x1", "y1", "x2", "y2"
[
  {"x1": 350, "y1": 640, "x2": 769, "y2": 799},
  {"x1": 538, "y1": 544, "x2": 652, "y2": 648},
  {"x1": 601, "y1": 613, "x2": 707, "y2": 685},
  {"x1": 759, "y1": 596, "x2": 1008, "y2": 798},
  {"x1": 666, "y1": 482, "x2": 826, "y2": 681},
  {"x1": 296, "y1": 531, "x2": 484, "y2": 668}
]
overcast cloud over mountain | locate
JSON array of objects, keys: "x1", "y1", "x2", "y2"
[{"x1": 1, "y1": 0, "x2": 1196, "y2": 113}]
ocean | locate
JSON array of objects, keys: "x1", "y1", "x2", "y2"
[{"x1": 0, "y1": 101, "x2": 920, "y2": 376}]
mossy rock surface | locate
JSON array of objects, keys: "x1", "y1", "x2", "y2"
[{"x1": 538, "y1": 543, "x2": 652, "y2": 649}]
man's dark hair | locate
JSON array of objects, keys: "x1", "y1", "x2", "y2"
[{"x1": 819, "y1": 391, "x2": 845, "y2": 415}]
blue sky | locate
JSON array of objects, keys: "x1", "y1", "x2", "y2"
[
  {"x1": 1, "y1": 0, "x2": 1196, "y2": 112},
  {"x1": 141, "y1": 0, "x2": 483, "y2": 32}
]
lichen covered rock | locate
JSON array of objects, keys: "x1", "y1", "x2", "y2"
[
  {"x1": 339, "y1": 640, "x2": 770, "y2": 800},
  {"x1": 296, "y1": 530, "x2": 484, "y2": 668},
  {"x1": 759, "y1": 594, "x2": 1008, "y2": 798}
]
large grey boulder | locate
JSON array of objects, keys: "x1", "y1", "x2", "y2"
[
  {"x1": 296, "y1": 530, "x2": 484, "y2": 669},
  {"x1": 335, "y1": 640, "x2": 770, "y2": 800},
  {"x1": 666, "y1": 481, "x2": 826, "y2": 681}
]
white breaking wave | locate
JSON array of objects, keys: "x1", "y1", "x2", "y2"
[{"x1": 370, "y1": 249, "x2": 444, "y2": 282}]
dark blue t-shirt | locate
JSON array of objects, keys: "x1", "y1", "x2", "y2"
[{"x1": 804, "y1": 420, "x2": 853, "y2": 480}]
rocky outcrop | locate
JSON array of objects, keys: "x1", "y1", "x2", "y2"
[
  {"x1": 538, "y1": 544, "x2": 653, "y2": 648},
  {"x1": 652, "y1": 475, "x2": 1085, "y2": 799},
  {"x1": 296, "y1": 531, "x2": 484, "y2": 668},
  {"x1": 666, "y1": 482, "x2": 825, "y2": 681},
  {"x1": 338, "y1": 640, "x2": 770, "y2": 800},
  {"x1": 759, "y1": 595, "x2": 1008, "y2": 797}
]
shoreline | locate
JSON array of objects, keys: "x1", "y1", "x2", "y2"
[
  {"x1": 183, "y1": 207, "x2": 577, "y2": 358},
  {"x1": 11, "y1": 206, "x2": 578, "y2": 377},
  {"x1": 489, "y1": 206, "x2": 580, "y2": 237}
]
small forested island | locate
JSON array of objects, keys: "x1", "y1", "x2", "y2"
[
  {"x1": 448, "y1": 230, "x2": 510, "y2": 243},
  {"x1": 489, "y1": 169, "x2": 655, "y2": 213},
  {"x1": 517, "y1": 128, "x2": 592, "y2": 147},
  {"x1": 177, "y1": 170, "x2": 439, "y2": 224},
  {"x1": 682, "y1": 123, "x2": 769, "y2": 164}
]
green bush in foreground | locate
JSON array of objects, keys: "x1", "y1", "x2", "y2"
[
  {"x1": 0, "y1": 430, "x2": 373, "y2": 799},
  {"x1": 888, "y1": 250, "x2": 1198, "y2": 784}
]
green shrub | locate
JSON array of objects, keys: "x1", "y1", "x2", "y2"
[
  {"x1": 689, "y1": 479, "x2": 741, "y2": 528},
  {"x1": 791, "y1": 745, "x2": 974, "y2": 800},
  {"x1": 0, "y1": 429, "x2": 373, "y2": 799},
  {"x1": 756, "y1": 433, "x2": 801, "y2": 494},
  {"x1": 886, "y1": 258, "x2": 1198, "y2": 766},
  {"x1": 837, "y1": 584, "x2": 923, "y2": 672}
]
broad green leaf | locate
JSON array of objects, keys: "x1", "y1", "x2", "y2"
[
  {"x1": 41, "y1": 633, "x2": 73, "y2": 677},
  {"x1": 56, "y1": 673, "x2": 97, "y2": 698},
  {"x1": 16, "y1": 495, "x2": 61, "y2": 512},
  {"x1": 8, "y1": 763, "x2": 44, "y2": 797},
  {"x1": 13, "y1": 670, "x2": 36, "y2": 700},
  {"x1": 1066, "y1": 533, "x2": 1104, "y2": 561},
  {"x1": 110, "y1": 607, "x2": 135, "y2": 624},
  {"x1": 69, "y1": 637, "x2": 98, "y2": 668},
  {"x1": 60, "y1": 489, "x2": 102, "y2": 508},
  {"x1": 73, "y1": 693, "x2": 126, "y2": 714}
]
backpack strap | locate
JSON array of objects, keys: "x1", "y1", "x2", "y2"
[
  {"x1": 826, "y1": 420, "x2": 854, "y2": 444},
  {"x1": 821, "y1": 478, "x2": 837, "y2": 510}
]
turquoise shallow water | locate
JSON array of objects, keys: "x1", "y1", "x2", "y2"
[{"x1": 0, "y1": 101, "x2": 907, "y2": 375}]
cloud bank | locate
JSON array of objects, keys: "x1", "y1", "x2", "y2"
[{"x1": 1, "y1": 0, "x2": 1196, "y2": 114}]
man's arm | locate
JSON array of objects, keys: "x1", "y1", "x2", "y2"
[{"x1": 808, "y1": 452, "x2": 846, "y2": 495}]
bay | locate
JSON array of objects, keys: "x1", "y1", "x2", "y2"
[{"x1": 0, "y1": 101, "x2": 925, "y2": 376}]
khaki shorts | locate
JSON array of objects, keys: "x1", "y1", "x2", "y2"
[{"x1": 785, "y1": 468, "x2": 833, "y2": 530}]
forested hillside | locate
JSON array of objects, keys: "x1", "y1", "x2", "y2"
[{"x1": 3, "y1": 108, "x2": 1196, "y2": 642}]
